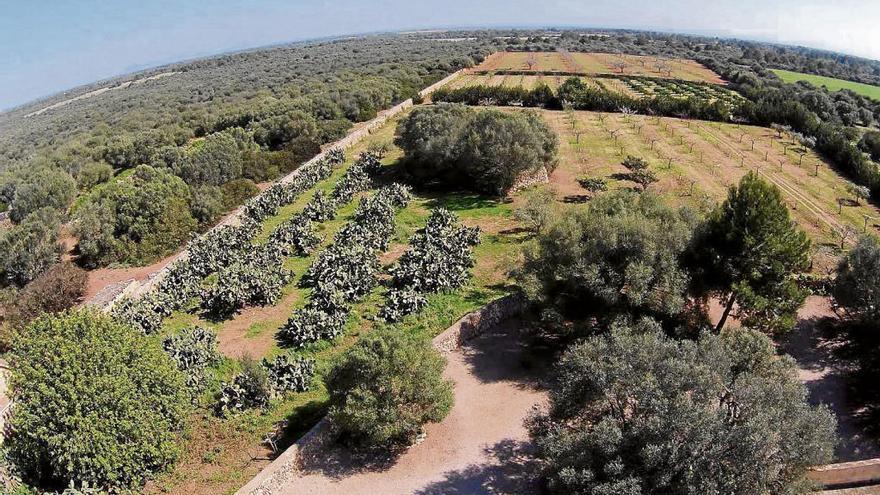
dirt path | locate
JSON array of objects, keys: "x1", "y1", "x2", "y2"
[
  {"x1": 782, "y1": 296, "x2": 880, "y2": 462},
  {"x1": 275, "y1": 320, "x2": 547, "y2": 495}
]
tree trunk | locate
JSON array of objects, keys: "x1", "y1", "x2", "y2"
[{"x1": 715, "y1": 292, "x2": 737, "y2": 332}]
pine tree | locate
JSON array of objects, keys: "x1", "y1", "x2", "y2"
[{"x1": 692, "y1": 172, "x2": 810, "y2": 333}]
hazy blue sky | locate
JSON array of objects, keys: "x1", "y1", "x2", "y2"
[{"x1": 2, "y1": 0, "x2": 879, "y2": 110}]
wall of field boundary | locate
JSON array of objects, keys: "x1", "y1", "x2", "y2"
[
  {"x1": 233, "y1": 293, "x2": 525, "y2": 495},
  {"x1": 809, "y1": 458, "x2": 880, "y2": 490},
  {"x1": 87, "y1": 69, "x2": 465, "y2": 310}
]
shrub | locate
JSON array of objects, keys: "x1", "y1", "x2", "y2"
[
  {"x1": 72, "y1": 165, "x2": 198, "y2": 267},
  {"x1": 302, "y1": 190, "x2": 337, "y2": 222},
  {"x1": 163, "y1": 327, "x2": 221, "y2": 394},
  {"x1": 241, "y1": 157, "x2": 333, "y2": 222},
  {"x1": 268, "y1": 213, "x2": 322, "y2": 256},
  {"x1": 834, "y1": 235, "x2": 880, "y2": 322},
  {"x1": 220, "y1": 178, "x2": 260, "y2": 210},
  {"x1": 7, "y1": 310, "x2": 190, "y2": 490},
  {"x1": 216, "y1": 356, "x2": 272, "y2": 416},
  {"x1": 200, "y1": 246, "x2": 292, "y2": 318},
  {"x1": 380, "y1": 288, "x2": 428, "y2": 322},
  {"x1": 0, "y1": 207, "x2": 63, "y2": 287},
  {"x1": 174, "y1": 130, "x2": 245, "y2": 186},
  {"x1": 7, "y1": 167, "x2": 76, "y2": 223},
  {"x1": 518, "y1": 191, "x2": 696, "y2": 323},
  {"x1": 277, "y1": 299, "x2": 349, "y2": 348},
  {"x1": 514, "y1": 187, "x2": 557, "y2": 235},
  {"x1": 263, "y1": 354, "x2": 315, "y2": 394},
  {"x1": 395, "y1": 105, "x2": 558, "y2": 195},
  {"x1": 390, "y1": 208, "x2": 480, "y2": 293},
  {"x1": 111, "y1": 291, "x2": 175, "y2": 335},
  {"x1": 3, "y1": 262, "x2": 87, "y2": 329},
  {"x1": 577, "y1": 177, "x2": 607, "y2": 197},
  {"x1": 76, "y1": 161, "x2": 115, "y2": 191},
  {"x1": 189, "y1": 185, "x2": 226, "y2": 227},
  {"x1": 325, "y1": 330, "x2": 453, "y2": 448},
  {"x1": 528, "y1": 318, "x2": 835, "y2": 495}
]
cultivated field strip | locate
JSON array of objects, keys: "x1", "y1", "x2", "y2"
[{"x1": 471, "y1": 51, "x2": 726, "y2": 84}]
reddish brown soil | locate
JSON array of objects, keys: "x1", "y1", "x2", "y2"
[
  {"x1": 217, "y1": 289, "x2": 302, "y2": 359},
  {"x1": 82, "y1": 254, "x2": 178, "y2": 301}
]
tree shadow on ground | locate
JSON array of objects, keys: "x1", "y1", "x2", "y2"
[
  {"x1": 458, "y1": 319, "x2": 551, "y2": 389},
  {"x1": 425, "y1": 193, "x2": 508, "y2": 212},
  {"x1": 294, "y1": 425, "x2": 405, "y2": 480},
  {"x1": 413, "y1": 438, "x2": 543, "y2": 495},
  {"x1": 781, "y1": 314, "x2": 880, "y2": 461},
  {"x1": 562, "y1": 194, "x2": 590, "y2": 203}
]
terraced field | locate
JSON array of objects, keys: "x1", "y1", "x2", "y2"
[
  {"x1": 147, "y1": 113, "x2": 527, "y2": 495},
  {"x1": 473, "y1": 51, "x2": 725, "y2": 84}
]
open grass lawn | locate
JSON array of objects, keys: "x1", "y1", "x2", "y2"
[
  {"x1": 472, "y1": 51, "x2": 725, "y2": 84},
  {"x1": 146, "y1": 110, "x2": 526, "y2": 495},
  {"x1": 772, "y1": 69, "x2": 880, "y2": 101},
  {"x1": 540, "y1": 108, "x2": 880, "y2": 273}
]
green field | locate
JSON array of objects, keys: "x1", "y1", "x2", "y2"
[{"x1": 772, "y1": 69, "x2": 880, "y2": 100}]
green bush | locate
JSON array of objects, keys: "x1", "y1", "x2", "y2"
[
  {"x1": 216, "y1": 356, "x2": 272, "y2": 416},
  {"x1": 0, "y1": 207, "x2": 63, "y2": 287},
  {"x1": 395, "y1": 104, "x2": 558, "y2": 195},
  {"x1": 73, "y1": 165, "x2": 198, "y2": 267},
  {"x1": 324, "y1": 330, "x2": 453, "y2": 448},
  {"x1": 221, "y1": 178, "x2": 260, "y2": 210},
  {"x1": 834, "y1": 235, "x2": 880, "y2": 322},
  {"x1": 518, "y1": 191, "x2": 697, "y2": 324},
  {"x1": 528, "y1": 318, "x2": 836, "y2": 495},
  {"x1": 7, "y1": 310, "x2": 190, "y2": 490},
  {"x1": 7, "y1": 167, "x2": 76, "y2": 223},
  {"x1": 75, "y1": 161, "x2": 114, "y2": 191}
]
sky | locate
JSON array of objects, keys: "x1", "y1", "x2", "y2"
[{"x1": 1, "y1": 0, "x2": 879, "y2": 110}]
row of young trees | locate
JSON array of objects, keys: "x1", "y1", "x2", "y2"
[
  {"x1": 431, "y1": 77, "x2": 736, "y2": 122},
  {"x1": 518, "y1": 174, "x2": 836, "y2": 494}
]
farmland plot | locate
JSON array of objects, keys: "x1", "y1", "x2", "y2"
[
  {"x1": 472, "y1": 51, "x2": 726, "y2": 84},
  {"x1": 541, "y1": 109, "x2": 880, "y2": 271}
]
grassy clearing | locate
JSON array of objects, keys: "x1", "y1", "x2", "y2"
[
  {"x1": 146, "y1": 109, "x2": 525, "y2": 495},
  {"x1": 772, "y1": 69, "x2": 880, "y2": 100}
]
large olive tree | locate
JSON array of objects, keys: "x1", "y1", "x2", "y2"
[
  {"x1": 395, "y1": 104, "x2": 558, "y2": 195},
  {"x1": 518, "y1": 190, "x2": 698, "y2": 323},
  {"x1": 529, "y1": 318, "x2": 836, "y2": 495}
]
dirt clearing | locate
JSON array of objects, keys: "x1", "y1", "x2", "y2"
[{"x1": 272, "y1": 319, "x2": 547, "y2": 495}]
